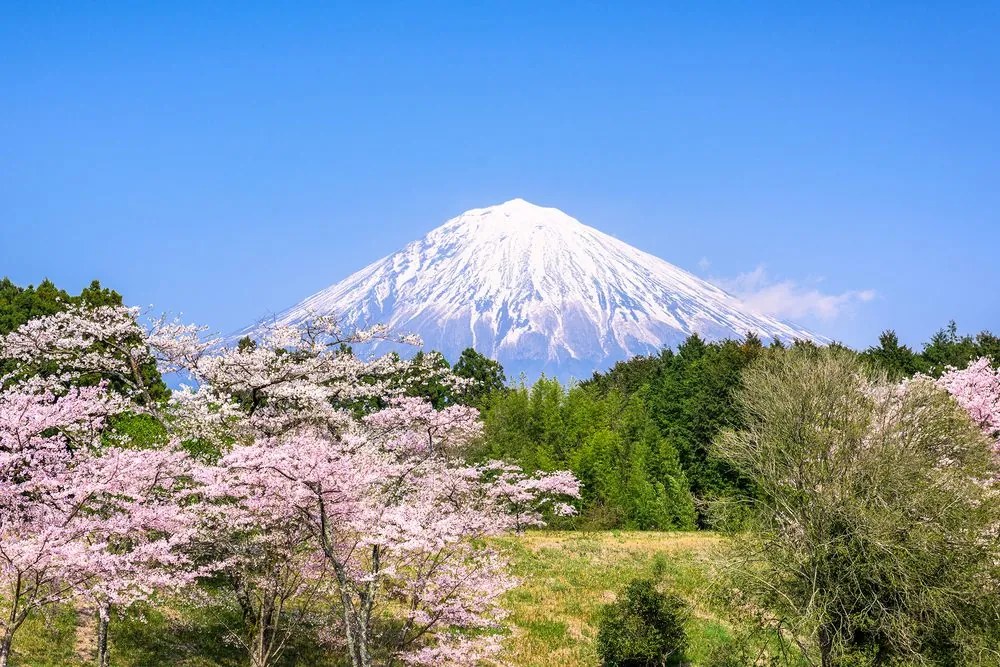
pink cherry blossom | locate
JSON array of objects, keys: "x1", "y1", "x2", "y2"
[
  {"x1": 935, "y1": 358, "x2": 1000, "y2": 454},
  {"x1": 1, "y1": 306, "x2": 580, "y2": 667},
  {"x1": 0, "y1": 383, "x2": 199, "y2": 667}
]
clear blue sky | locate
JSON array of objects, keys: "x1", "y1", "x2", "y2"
[{"x1": 2, "y1": 2, "x2": 998, "y2": 350}]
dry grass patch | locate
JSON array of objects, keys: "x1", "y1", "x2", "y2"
[{"x1": 496, "y1": 531, "x2": 729, "y2": 667}]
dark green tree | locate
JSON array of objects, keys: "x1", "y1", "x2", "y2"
[
  {"x1": 237, "y1": 335, "x2": 257, "y2": 353},
  {"x1": 451, "y1": 347, "x2": 506, "y2": 405},
  {"x1": 596, "y1": 578, "x2": 689, "y2": 667},
  {"x1": 0, "y1": 277, "x2": 71, "y2": 335},
  {"x1": 920, "y1": 321, "x2": 980, "y2": 376},
  {"x1": 645, "y1": 337, "x2": 763, "y2": 512},
  {"x1": 861, "y1": 330, "x2": 922, "y2": 379},
  {"x1": 583, "y1": 353, "x2": 662, "y2": 397},
  {"x1": 975, "y1": 330, "x2": 1000, "y2": 366}
]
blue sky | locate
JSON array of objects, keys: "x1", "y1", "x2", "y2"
[{"x1": 2, "y1": 2, "x2": 998, "y2": 350}]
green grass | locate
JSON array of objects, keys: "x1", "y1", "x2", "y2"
[
  {"x1": 495, "y1": 531, "x2": 730, "y2": 667},
  {"x1": 8, "y1": 531, "x2": 730, "y2": 666}
]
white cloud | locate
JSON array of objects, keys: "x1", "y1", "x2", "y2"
[
  {"x1": 697, "y1": 256, "x2": 711, "y2": 272},
  {"x1": 717, "y1": 265, "x2": 875, "y2": 322}
]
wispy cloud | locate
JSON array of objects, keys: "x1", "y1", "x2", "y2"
[{"x1": 716, "y1": 265, "x2": 875, "y2": 322}]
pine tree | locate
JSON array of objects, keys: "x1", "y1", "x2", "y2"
[
  {"x1": 861, "y1": 330, "x2": 921, "y2": 379},
  {"x1": 452, "y1": 347, "x2": 506, "y2": 405}
]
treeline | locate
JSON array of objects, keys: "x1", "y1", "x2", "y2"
[
  {"x1": 860, "y1": 324, "x2": 1000, "y2": 378},
  {"x1": 0, "y1": 277, "x2": 125, "y2": 332},
  {"x1": 472, "y1": 327, "x2": 1000, "y2": 530},
  {"x1": 474, "y1": 376, "x2": 697, "y2": 529},
  {"x1": 475, "y1": 337, "x2": 765, "y2": 528}
]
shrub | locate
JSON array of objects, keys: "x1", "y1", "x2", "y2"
[
  {"x1": 596, "y1": 578, "x2": 688, "y2": 667},
  {"x1": 714, "y1": 347, "x2": 1000, "y2": 665}
]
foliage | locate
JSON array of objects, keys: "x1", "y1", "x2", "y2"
[
  {"x1": 640, "y1": 336, "x2": 766, "y2": 508},
  {"x1": 477, "y1": 334, "x2": 767, "y2": 528},
  {"x1": 0, "y1": 382, "x2": 198, "y2": 667},
  {"x1": 0, "y1": 278, "x2": 169, "y2": 405},
  {"x1": 0, "y1": 278, "x2": 124, "y2": 335},
  {"x1": 858, "y1": 330, "x2": 921, "y2": 380},
  {"x1": 0, "y1": 304, "x2": 580, "y2": 667},
  {"x1": 596, "y1": 578, "x2": 689, "y2": 667},
  {"x1": 393, "y1": 348, "x2": 506, "y2": 409},
  {"x1": 479, "y1": 376, "x2": 696, "y2": 530},
  {"x1": 714, "y1": 347, "x2": 1000, "y2": 666},
  {"x1": 452, "y1": 347, "x2": 507, "y2": 406},
  {"x1": 862, "y1": 321, "x2": 1000, "y2": 379}
]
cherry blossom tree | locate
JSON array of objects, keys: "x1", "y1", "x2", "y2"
[
  {"x1": 0, "y1": 383, "x2": 116, "y2": 666},
  {"x1": 69, "y1": 445, "x2": 200, "y2": 667},
  {"x1": 476, "y1": 461, "x2": 581, "y2": 531},
  {"x1": 0, "y1": 305, "x2": 208, "y2": 667},
  {"x1": 0, "y1": 381, "x2": 199, "y2": 667},
  {"x1": 935, "y1": 357, "x2": 1000, "y2": 454},
  {"x1": 177, "y1": 319, "x2": 579, "y2": 666},
  {"x1": 206, "y1": 403, "x2": 562, "y2": 667},
  {"x1": 2, "y1": 306, "x2": 580, "y2": 666},
  {"x1": 2, "y1": 303, "x2": 223, "y2": 412},
  {"x1": 174, "y1": 318, "x2": 463, "y2": 443},
  {"x1": 195, "y1": 463, "x2": 332, "y2": 667},
  {"x1": 165, "y1": 319, "x2": 483, "y2": 666}
]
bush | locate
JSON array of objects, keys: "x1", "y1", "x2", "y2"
[
  {"x1": 596, "y1": 578, "x2": 688, "y2": 666},
  {"x1": 714, "y1": 347, "x2": 1000, "y2": 665}
]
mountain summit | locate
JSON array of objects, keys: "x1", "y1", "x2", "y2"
[{"x1": 243, "y1": 199, "x2": 823, "y2": 378}]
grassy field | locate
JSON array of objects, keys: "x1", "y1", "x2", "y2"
[
  {"x1": 497, "y1": 531, "x2": 729, "y2": 667},
  {"x1": 10, "y1": 531, "x2": 729, "y2": 666}
]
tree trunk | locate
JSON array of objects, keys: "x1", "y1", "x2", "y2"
[
  {"x1": 355, "y1": 545, "x2": 380, "y2": 667},
  {"x1": 250, "y1": 630, "x2": 268, "y2": 667},
  {"x1": 249, "y1": 598, "x2": 275, "y2": 667},
  {"x1": 96, "y1": 602, "x2": 111, "y2": 667},
  {"x1": 357, "y1": 619, "x2": 371, "y2": 667},
  {"x1": 0, "y1": 632, "x2": 13, "y2": 667},
  {"x1": 819, "y1": 623, "x2": 834, "y2": 667},
  {"x1": 340, "y1": 601, "x2": 363, "y2": 667}
]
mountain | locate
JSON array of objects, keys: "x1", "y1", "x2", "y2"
[{"x1": 240, "y1": 199, "x2": 824, "y2": 379}]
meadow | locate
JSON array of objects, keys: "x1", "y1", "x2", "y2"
[
  {"x1": 496, "y1": 532, "x2": 728, "y2": 667},
  {"x1": 11, "y1": 532, "x2": 727, "y2": 667}
]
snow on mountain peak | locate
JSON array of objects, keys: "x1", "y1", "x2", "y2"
[{"x1": 242, "y1": 199, "x2": 825, "y2": 379}]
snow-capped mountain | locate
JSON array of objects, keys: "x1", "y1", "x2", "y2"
[{"x1": 242, "y1": 199, "x2": 824, "y2": 379}]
